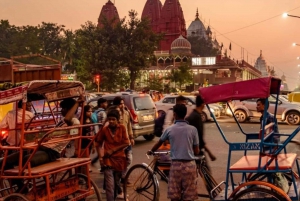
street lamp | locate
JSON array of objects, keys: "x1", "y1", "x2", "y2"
[
  {"x1": 283, "y1": 13, "x2": 300, "y2": 19},
  {"x1": 293, "y1": 43, "x2": 300, "y2": 47},
  {"x1": 162, "y1": 65, "x2": 173, "y2": 92}
]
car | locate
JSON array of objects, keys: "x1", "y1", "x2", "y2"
[
  {"x1": 87, "y1": 92, "x2": 157, "y2": 141},
  {"x1": 155, "y1": 95, "x2": 218, "y2": 122},
  {"x1": 226, "y1": 95, "x2": 300, "y2": 125}
]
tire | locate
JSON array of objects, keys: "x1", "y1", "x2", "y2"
[
  {"x1": 201, "y1": 112, "x2": 208, "y2": 122},
  {"x1": 124, "y1": 164, "x2": 159, "y2": 201},
  {"x1": 3, "y1": 193, "x2": 29, "y2": 201},
  {"x1": 143, "y1": 134, "x2": 155, "y2": 141},
  {"x1": 67, "y1": 173, "x2": 102, "y2": 201},
  {"x1": 232, "y1": 187, "x2": 290, "y2": 201},
  {"x1": 286, "y1": 111, "x2": 300, "y2": 125},
  {"x1": 234, "y1": 110, "x2": 247, "y2": 123},
  {"x1": 197, "y1": 160, "x2": 221, "y2": 198}
]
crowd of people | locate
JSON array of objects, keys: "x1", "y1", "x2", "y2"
[{"x1": 0, "y1": 93, "x2": 279, "y2": 201}]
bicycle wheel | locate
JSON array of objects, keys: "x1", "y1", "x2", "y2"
[
  {"x1": 198, "y1": 161, "x2": 221, "y2": 198},
  {"x1": 3, "y1": 193, "x2": 29, "y2": 201},
  {"x1": 232, "y1": 187, "x2": 290, "y2": 201},
  {"x1": 124, "y1": 164, "x2": 159, "y2": 201},
  {"x1": 67, "y1": 173, "x2": 102, "y2": 201}
]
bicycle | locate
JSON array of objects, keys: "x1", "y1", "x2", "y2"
[{"x1": 123, "y1": 151, "x2": 222, "y2": 201}]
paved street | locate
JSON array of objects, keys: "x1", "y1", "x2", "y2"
[{"x1": 89, "y1": 117, "x2": 300, "y2": 200}]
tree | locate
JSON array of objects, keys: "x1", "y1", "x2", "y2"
[
  {"x1": 188, "y1": 36, "x2": 219, "y2": 56},
  {"x1": 167, "y1": 63, "x2": 193, "y2": 90},
  {"x1": 121, "y1": 10, "x2": 162, "y2": 89}
]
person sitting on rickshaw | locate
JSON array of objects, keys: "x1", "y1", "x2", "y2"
[
  {"x1": 0, "y1": 96, "x2": 83, "y2": 192},
  {"x1": 0, "y1": 100, "x2": 34, "y2": 146}
]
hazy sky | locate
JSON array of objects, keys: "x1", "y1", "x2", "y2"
[{"x1": 1, "y1": 0, "x2": 300, "y2": 89}]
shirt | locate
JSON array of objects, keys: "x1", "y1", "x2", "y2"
[
  {"x1": 97, "y1": 109, "x2": 107, "y2": 125},
  {"x1": 185, "y1": 109, "x2": 206, "y2": 149},
  {"x1": 260, "y1": 112, "x2": 279, "y2": 143},
  {"x1": 160, "y1": 120, "x2": 199, "y2": 160},
  {"x1": 0, "y1": 109, "x2": 34, "y2": 146},
  {"x1": 96, "y1": 124, "x2": 130, "y2": 171}
]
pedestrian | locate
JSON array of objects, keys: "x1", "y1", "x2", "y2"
[
  {"x1": 256, "y1": 98, "x2": 279, "y2": 151},
  {"x1": 163, "y1": 95, "x2": 187, "y2": 131},
  {"x1": 148, "y1": 104, "x2": 200, "y2": 201},
  {"x1": 185, "y1": 95, "x2": 216, "y2": 171},
  {"x1": 96, "y1": 109, "x2": 130, "y2": 201},
  {"x1": 82, "y1": 105, "x2": 95, "y2": 155},
  {"x1": 91, "y1": 98, "x2": 108, "y2": 167},
  {"x1": 112, "y1": 97, "x2": 134, "y2": 188}
]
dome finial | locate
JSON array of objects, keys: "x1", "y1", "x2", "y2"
[
  {"x1": 196, "y1": 8, "x2": 199, "y2": 19},
  {"x1": 260, "y1": 50, "x2": 262, "y2": 57}
]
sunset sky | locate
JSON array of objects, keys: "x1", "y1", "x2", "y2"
[{"x1": 1, "y1": 0, "x2": 300, "y2": 89}]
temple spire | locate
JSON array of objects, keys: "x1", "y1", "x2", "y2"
[{"x1": 196, "y1": 8, "x2": 199, "y2": 19}]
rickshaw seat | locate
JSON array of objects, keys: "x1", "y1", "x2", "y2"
[
  {"x1": 4, "y1": 158, "x2": 91, "y2": 175},
  {"x1": 230, "y1": 153, "x2": 297, "y2": 171}
]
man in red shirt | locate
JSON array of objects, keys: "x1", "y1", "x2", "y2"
[{"x1": 96, "y1": 109, "x2": 130, "y2": 201}]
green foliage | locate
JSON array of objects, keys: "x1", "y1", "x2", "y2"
[
  {"x1": 167, "y1": 63, "x2": 193, "y2": 89},
  {"x1": 188, "y1": 36, "x2": 219, "y2": 56},
  {"x1": 148, "y1": 75, "x2": 163, "y2": 91}
]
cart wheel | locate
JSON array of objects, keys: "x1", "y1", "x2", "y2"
[
  {"x1": 68, "y1": 173, "x2": 102, "y2": 201},
  {"x1": 124, "y1": 164, "x2": 159, "y2": 201},
  {"x1": 234, "y1": 110, "x2": 247, "y2": 123},
  {"x1": 229, "y1": 181, "x2": 291, "y2": 201},
  {"x1": 232, "y1": 187, "x2": 290, "y2": 201},
  {"x1": 3, "y1": 193, "x2": 29, "y2": 201}
]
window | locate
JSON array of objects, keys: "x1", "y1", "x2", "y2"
[{"x1": 162, "y1": 98, "x2": 175, "y2": 104}]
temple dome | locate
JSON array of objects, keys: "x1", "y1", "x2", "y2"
[
  {"x1": 187, "y1": 9, "x2": 208, "y2": 39},
  {"x1": 171, "y1": 35, "x2": 191, "y2": 54},
  {"x1": 254, "y1": 50, "x2": 268, "y2": 77},
  {"x1": 97, "y1": 0, "x2": 120, "y2": 27}
]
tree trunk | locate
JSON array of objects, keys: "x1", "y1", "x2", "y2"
[{"x1": 129, "y1": 70, "x2": 136, "y2": 90}]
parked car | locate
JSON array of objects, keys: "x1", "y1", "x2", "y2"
[
  {"x1": 87, "y1": 92, "x2": 157, "y2": 140},
  {"x1": 226, "y1": 95, "x2": 300, "y2": 125},
  {"x1": 155, "y1": 95, "x2": 219, "y2": 122}
]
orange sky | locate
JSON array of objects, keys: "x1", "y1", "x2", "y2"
[{"x1": 1, "y1": 0, "x2": 300, "y2": 89}]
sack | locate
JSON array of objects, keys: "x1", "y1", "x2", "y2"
[
  {"x1": 154, "y1": 112, "x2": 166, "y2": 137},
  {"x1": 273, "y1": 173, "x2": 289, "y2": 193},
  {"x1": 91, "y1": 108, "x2": 105, "y2": 123}
]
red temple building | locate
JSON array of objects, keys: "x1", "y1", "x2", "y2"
[
  {"x1": 97, "y1": 0, "x2": 120, "y2": 27},
  {"x1": 141, "y1": 0, "x2": 162, "y2": 33}
]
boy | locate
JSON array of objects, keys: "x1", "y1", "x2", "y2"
[{"x1": 96, "y1": 109, "x2": 130, "y2": 201}]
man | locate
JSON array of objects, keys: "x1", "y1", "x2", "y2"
[
  {"x1": 112, "y1": 97, "x2": 134, "y2": 186},
  {"x1": 163, "y1": 95, "x2": 187, "y2": 131},
  {"x1": 256, "y1": 98, "x2": 279, "y2": 149},
  {"x1": 185, "y1": 95, "x2": 216, "y2": 167},
  {"x1": 148, "y1": 104, "x2": 199, "y2": 201},
  {"x1": 96, "y1": 109, "x2": 130, "y2": 201},
  {"x1": 0, "y1": 100, "x2": 34, "y2": 146}
]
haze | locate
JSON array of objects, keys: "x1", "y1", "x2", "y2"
[{"x1": 1, "y1": 0, "x2": 300, "y2": 89}]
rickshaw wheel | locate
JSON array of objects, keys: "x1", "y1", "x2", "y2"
[
  {"x1": 3, "y1": 193, "x2": 29, "y2": 201},
  {"x1": 68, "y1": 173, "x2": 102, "y2": 201},
  {"x1": 232, "y1": 187, "x2": 290, "y2": 201}
]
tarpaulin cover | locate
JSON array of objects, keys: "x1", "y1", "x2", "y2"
[{"x1": 199, "y1": 77, "x2": 281, "y2": 104}]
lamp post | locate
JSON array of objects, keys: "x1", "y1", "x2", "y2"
[
  {"x1": 283, "y1": 13, "x2": 300, "y2": 19},
  {"x1": 162, "y1": 65, "x2": 173, "y2": 93}
]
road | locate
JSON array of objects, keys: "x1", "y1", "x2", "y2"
[{"x1": 89, "y1": 118, "x2": 300, "y2": 201}]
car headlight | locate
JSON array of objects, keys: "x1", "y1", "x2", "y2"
[{"x1": 210, "y1": 108, "x2": 215, "y2": 113}]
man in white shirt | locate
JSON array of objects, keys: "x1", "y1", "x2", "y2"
[{"x1": 0, "y1": 101, "x2": 34, "y2": 146}]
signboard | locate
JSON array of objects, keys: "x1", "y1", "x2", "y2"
[
  {"x1": 45, "y1": 87, "x2": 83, "y2": 101},
  {"x1": 192, "y1": 57, "x2": 216, "y2": 66},
  {"x1": 61, "y1": 74, "x2": 76, "y2": 81},
  {"x1": 0, "y1": 85, "x2": 28, "y2": 105}
]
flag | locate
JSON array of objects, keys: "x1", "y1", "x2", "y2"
[{"x1": 229, "y1": 42, "x2": 232, "y2": 51}]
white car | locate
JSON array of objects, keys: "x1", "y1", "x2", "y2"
[{"x1": 155, "y1": 95, "x2": 219, "y2": 122}]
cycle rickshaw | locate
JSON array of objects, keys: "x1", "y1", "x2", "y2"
[
  {"x1": 124, "y1": 77, "x2": 300, "y2": 201},
  {"x1": 0, "y1": 80, "x2": 102, "y2": 201}
]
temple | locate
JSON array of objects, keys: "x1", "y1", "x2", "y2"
[
  {"x1": 141, "y1": 0, "x2": 162, "y2": 33},
  {"x1": 97, "y1": 0, "x2": 120, "y2": 27}
]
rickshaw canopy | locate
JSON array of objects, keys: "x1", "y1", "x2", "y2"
[
  {"x1": 199, "y1": 77, "x2": 282, "y2": 104},
  {"x1": 0, "y1": 80, "x2": 85, "y2": 105}
]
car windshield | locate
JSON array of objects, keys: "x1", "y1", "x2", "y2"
[{"x1": 133, "y1": 96, "x2": 155, "y2": 110}]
